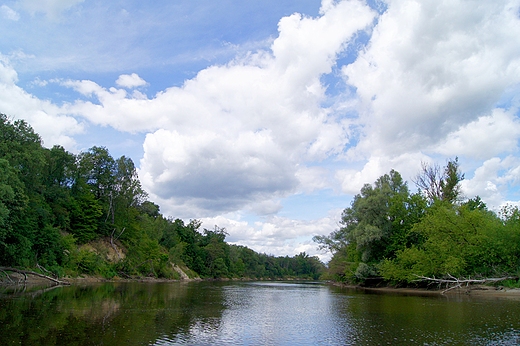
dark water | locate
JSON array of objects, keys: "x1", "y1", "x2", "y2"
[{"x1": 1, "y1": 281, "x2": 520, "y2": 345}]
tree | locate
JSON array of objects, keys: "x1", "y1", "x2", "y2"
[
  {"x1": 314, "y1": 170, "x2": 426, "y2": 281},
  {"x1": 0, "y1": 158, "x2": 28, "y2": 265},
  {"x1": 380, "y1": 203, "x2": 514, "y2": 282},
  {"x1": 77, "y1": 146, "x2": 116, "y2": 201},
  {"x1": 413, "y1": 157, "x2": 464, "y2": 204}
]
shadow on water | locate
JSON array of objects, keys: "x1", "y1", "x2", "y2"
[{"x1": 1, "y1": 281, "x2": 520, "y2": 345}]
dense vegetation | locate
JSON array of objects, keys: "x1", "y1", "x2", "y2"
[
  {"x1": 0, "y1": 114, "x2": 324, "y2": 280},
  {"x1": 314, "y1": 160, "x2": 520, "y2": 286}
]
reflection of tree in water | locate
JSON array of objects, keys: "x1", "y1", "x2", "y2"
[
  {"x1": 0, "y1": 282, "x2": 227, "y2": 346},
  {"x1": 329, "y1": 286, "x2": 520, "y2": 345}
]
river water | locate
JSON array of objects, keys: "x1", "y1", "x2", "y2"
[{"x1": 1, "y1": 281, "x2": 520, "y2": 345}]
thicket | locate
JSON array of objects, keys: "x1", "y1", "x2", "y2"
[
  {"x1": 314, "y1": 161, "x2": 520, "y2": 286},
  {"x1": 0, "y1": 114, "x2": 324, "y2": 281}
]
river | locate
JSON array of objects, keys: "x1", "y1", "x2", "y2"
[{"x1": 1, "y1": 281, "x2": 520, "y2": 345}]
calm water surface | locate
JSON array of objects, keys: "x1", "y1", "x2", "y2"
[{"x1": 1, "y1": 281, "x2": 520, "y2": 345}]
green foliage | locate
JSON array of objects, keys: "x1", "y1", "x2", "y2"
[
  {"x1": 380, "y1": 202, "x2": 513, "y2": 282},
  {"x1": 69, "y1": 189, "x2": 103, "y2": 243},
  {"x1": 0, "y1": 114, "x2": 325, "y2": 281},
  {"x1": 317, "y1": 163, "x2": 520, "y2": 286},
  {"x1": 315, "y1": 170, "x2": 427, "y2": 281}
]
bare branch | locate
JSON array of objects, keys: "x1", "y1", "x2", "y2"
[
  {"x1": 414, "y1": 274, "x2": 517, "y2": 294},
  {"x1": 0, "y1": 267, "x2": 70, "y2": 286}
]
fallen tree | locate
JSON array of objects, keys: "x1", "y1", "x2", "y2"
[
  {"x1": 415, "y1": 274, "x2": 518, "y2": 294},
  {"x1": 0, "y1": 267, "x2": 70, "y2": 286}
]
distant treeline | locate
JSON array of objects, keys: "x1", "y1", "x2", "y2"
[
  {"x1": 314, "y1": 159, "x2": 520, "y2": 286},
  {"x1": 0, "y1": 114, "x2": 324, "y2": 280}
]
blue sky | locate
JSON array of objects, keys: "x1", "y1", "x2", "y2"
[{"x1": 1, "y1": 0, "x2": 520, "y2": 260}]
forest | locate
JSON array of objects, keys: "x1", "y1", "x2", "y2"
[
  {"x1": 0, "y1": 114, "x2": 324, "y2": 281},
  {"x1": 314, "y1": 159, "x2": 520, "y2": 287}
]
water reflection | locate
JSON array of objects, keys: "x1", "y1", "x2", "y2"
[{"x1": 1, "y1": 281, "x2": 520, "y2": 345}]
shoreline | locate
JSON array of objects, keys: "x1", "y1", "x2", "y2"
[
  {"x1": 332, "y1": 282, "x2": 520, "y2": 299},
  {"x1": 3, "y1": 275, "x2": 520, "y2": 300}
]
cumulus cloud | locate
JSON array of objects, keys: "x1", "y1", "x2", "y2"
[
  {"x1": 138, "y1": 128, "x2": 298, "y2": 217},
  {"x1": 343, "y1": 0, "x2": 520, "y2": 156},
  {"x1": 115, "y1": 73, "x2": 147, "y2": 89},
  {"x1": 337, "y1": 0, "x2": 520, "y2": 201},
  {"x1": 434, "y1": 109, "x2": 520, "y2": 159},
  {"x1": 62, "y1": 0, "x2": 376, "y2": 216},
  {"x1": 336, "y1": 151, "x2": 432, "y2": 194},
  {"x1": 461, "y1": 156, "x2": 520, "y2": 208},
  {"x1": 200, "y1": 211, "x2": 342, "y2": 261}
]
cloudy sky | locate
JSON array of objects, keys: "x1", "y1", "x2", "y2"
[{"x1": 1, "y1": 0, "x2": 519, "y2": 260}]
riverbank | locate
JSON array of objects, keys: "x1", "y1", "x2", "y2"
[
  {"x1": 334, "y1": 282, "x2": 520, "y2": 299},
  {"x1": 4, "y1": 272, "x2": 520, "y2": 300}
]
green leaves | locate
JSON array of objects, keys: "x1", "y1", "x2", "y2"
[
  {"x1": 380, "y1": 203, "x2": 517, "y2": 282},
  {"x1": 317, "y1": 162, "x2": 520, "y2": 285},
  {"x1": 0, "y1": 114, "x2": 325, "y2": 280}
]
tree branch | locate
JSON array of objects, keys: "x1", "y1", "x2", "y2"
[
  {"x1": 414, "y1": 274, "x2": 517, "y2": 294},
  {"x1": 0, "y1": 267, "x2": 70, "y2": 286}
]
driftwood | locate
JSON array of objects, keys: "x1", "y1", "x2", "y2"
[
  {"x1": 415, "y1": 274, "x2": 518, "y2": 294},
  {"x1": 0, "y1": 267, "x2": 70, "y2": 286}
]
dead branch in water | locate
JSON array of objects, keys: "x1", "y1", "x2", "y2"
[
  {"x1": 0, "y1": 267, "x2": 70, "y2": 286},
  {"x1": 414, "y1": 274, "x2": 518, "y2": 294}
]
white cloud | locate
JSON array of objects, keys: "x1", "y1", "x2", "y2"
[
  {"x1": 343, "y1": 0, "x2": 520, "y2": 158},
  {"x1": 1, "y1": 5, "x2": 20, "y2": 21},
  {"x1": 0, "y1": 56, "x2": 83, "y2": 148},
  {"x1": 115, "y1": 73, "x2": 147, "y2": 89},
  {"x1": 336, "y1": 151, "x2": 427, "y2": 194},
  {"x1": 461, "y1": 156, "x2": 520, "y2": 208},
  {"x1": 434, "y1": 108, "x2": 520, "y2": 159},
  {"x1": 246, "y1": 199, "x2": 283, "y2": 216},
  {"x1": 138, "y1": 128, "x2": 298, "y2": 217},
  {"x1": 200, "y1": 211, "x2": 342, "y2": 261},
  {"x1": 62, "y1": 1, "x2": 376, "y2": 216},
  {"x1": 333, "y1": 0, "x2": 520, "y2": 210},
  {"x1": 295, "y1": 166, "x2": 330, "y2": 193}
]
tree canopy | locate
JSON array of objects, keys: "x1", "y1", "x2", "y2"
[
  {"x1": 315, "y1": 160, "x2": 520, "y2": 286},
  {"x1": 0, "y1": 114, "x2": 324, "y2": 280}
]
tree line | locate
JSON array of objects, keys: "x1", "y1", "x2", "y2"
[
  {"x1": 314, "y1": 159, "x2": 520, "y2": 286},
  {"x1": 0, "y1": 114, "x2": 324, "y2": 280}
]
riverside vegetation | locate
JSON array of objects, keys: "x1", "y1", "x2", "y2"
[
  {"x1": 0, "y1": 114, "x2": 324, "y2": 282},
  {"x1": 314, "y1": 158, "x2": 520, "y2": 289},
  {"x1": 2, "y1": 113, "x2": 519, "y2": 288}
]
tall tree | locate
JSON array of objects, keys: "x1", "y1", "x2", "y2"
[
  {"x1": 314, "y1": 170, "x2": 426, "y2": 281},
  {"x1": 413, "y1": 157, "x2": 464, "y2": 204}
]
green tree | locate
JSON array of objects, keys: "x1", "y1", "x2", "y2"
[
  {"x1": 314, "y1": 170, "x2": 425, "y2": 281},
  {"x1": 413, "y1": 157, "x2": 464, "y2": 204},
  {"x1": 380, "y1": 203, "x2": 514, "y2": 282}
]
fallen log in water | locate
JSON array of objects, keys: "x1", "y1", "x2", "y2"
[
  {"x1": 414, "y1": 274, "x2": 518, "y2": 294},
  {"x1": 0, "y1": 266, "x2": 70, "y2": 286}
]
